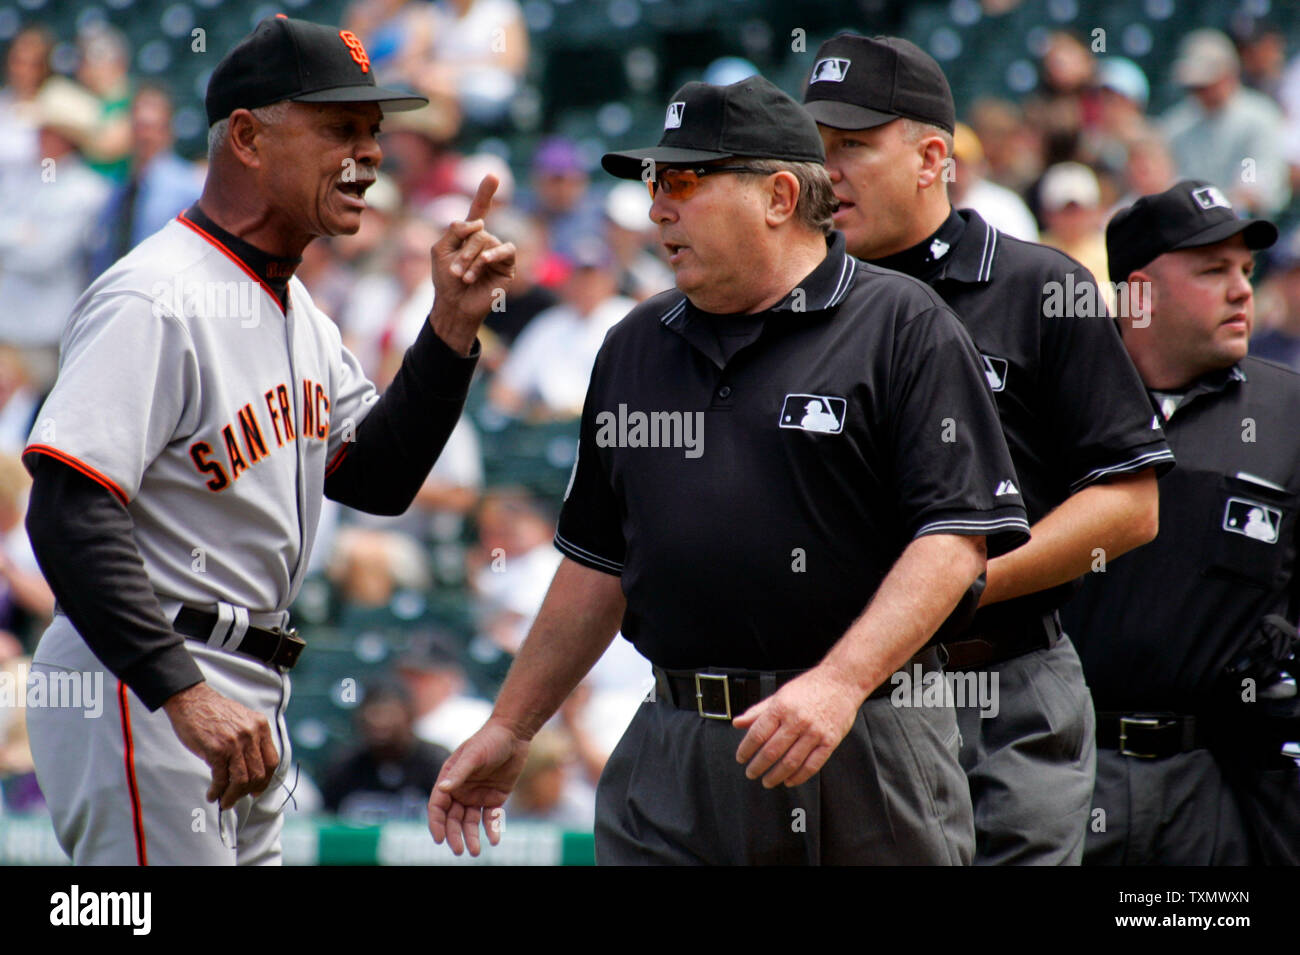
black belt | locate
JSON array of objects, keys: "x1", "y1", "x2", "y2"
[
  {"x1": 1095, "y1": 711, "x2": 1205, "y2": 759},
  {"x1": 174, "y1": 607, "x2": 305, "y2": 670},
  {"x1": 941, "y1": 612, "x2": 1059, "y2": 670},
  {"x1": 653, "y1": 647, "x2": 942, "y2": 720}
]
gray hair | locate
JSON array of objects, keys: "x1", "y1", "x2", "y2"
[
  {"x1": 744, "y1": 159, "x2": 837, "y2": 235},
  {"x1": 207, "y1": 100, "x2": 291, "y2": 162}
]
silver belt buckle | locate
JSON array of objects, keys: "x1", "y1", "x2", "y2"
[
  {"x1": 694, "y1": 672, "x2": 732, "y2": 720},
  {"x1": 1119, "y1": 715, "x2": 1167, "y2": 759}
]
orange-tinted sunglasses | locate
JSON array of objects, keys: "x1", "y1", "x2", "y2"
[{"x1": 646, "y1": 165, "x2": 770, "y2": 200}]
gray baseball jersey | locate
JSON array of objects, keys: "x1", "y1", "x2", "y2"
[{"x1": 26, "y1": 214, "x2": 378, "y2": 615}]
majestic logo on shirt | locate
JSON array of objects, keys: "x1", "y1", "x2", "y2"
[
  {"x1": 980, "y1": 354, "x2": 1008, "y2": 393},
  {"x1": 779, "y1": 394, "x2": 846, "y2": 434},
  {"x1": 1191, "y1": 185, "x2": 1232, "y2": 212},
  {"x1": 929, "y1": 238, "x2": 950, "y2": 260},
  {"x1": 1223, "y1": 497, "x2": 1280, "y2": 544},
  {"x1": 810, "y1": 58, "x2": 850, "y2": 83},
  {"x1": 995, "y1": 479, "x2": 1019, "y2": 497},
  {"x1": 665, "y1": 102, "x2": 685, "y2": 129}
]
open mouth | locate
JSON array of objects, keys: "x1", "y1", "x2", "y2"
[
  {"x1": 664, "y1": 241, "x2": 689, "y2": 263},
  {"x1": 336, "y1": 180, "x2": 371, "y2": 208},
  {"x1": 832, "y1": 197, "x2": 855, "y2": 218}
]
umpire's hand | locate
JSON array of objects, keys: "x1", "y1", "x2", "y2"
[
  {"x1": 427, "y1": 174, "x2": 516, "y2": 356},
  {"x1": 163, "y1": 682, "x2": 279, "y2": 810},
  {"x1": 428, "y1": 719, "x2": 530, "y2": 856}
]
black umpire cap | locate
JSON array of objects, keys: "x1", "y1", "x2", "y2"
[
  {"x1": 802, "y1": 33, "x2": 955, "y2": 134},
  {"x1": 600, "y1": 75, "x2": 824, "y2": 180},
  {"x1": 205, "y1": 15, "x2": 427, "y2": 126},
  {"x1": 1106, "y1": 179, "x2": 1278, "y2": 283}
]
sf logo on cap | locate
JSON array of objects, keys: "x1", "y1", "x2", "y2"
[
  {"x1": 810, "y1": 58, "x2": 850, "y2": 83},
  {"x1": 1192, "y1": 185, "x2": 1231, "y2": 211},
  {"x1": 665, "y1": 102, "x2": 685, "y2": 129},
  {"x1": 338, "y1": 30, "x2": 371, "y2": 73}
]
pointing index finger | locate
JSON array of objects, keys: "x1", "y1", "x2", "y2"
[{"x1": 465, "y1": 174, "x2": 499, "y2": 223}]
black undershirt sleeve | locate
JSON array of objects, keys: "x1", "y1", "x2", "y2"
[
  {"x1": 25, "y1": 457, "x2": 204, "y2": 711},
  {"x1": 324, "y1": 320, "x2": 479, "y2": 515}
]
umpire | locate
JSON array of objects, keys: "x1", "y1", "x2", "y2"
[
  {"x1": 1062, "y1": 181, "x2": 1300, "y2": 864},
  {"x1": 803, "y1": 33, "x2": 1174, "y2": 864},
  {"x1": 429, "y1": 76, "x2": 1031, "y2": 864}
]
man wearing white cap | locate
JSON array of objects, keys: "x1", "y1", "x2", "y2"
[{"x1": 1162, "y1": 28, "x2": 1289, "y2": 217}]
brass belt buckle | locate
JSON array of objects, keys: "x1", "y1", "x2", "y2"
[
  {"x1": 694, "y1": 672, "x2": 732, "y2": 720},
  {"x1": 270, "y1": 626, "x2": 305, "y2": 669},
  {"x1": 1119, "y1": 715, "x2": 1168, "y2": 759}
]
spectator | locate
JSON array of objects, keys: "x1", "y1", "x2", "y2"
[
  {"x1": 0, "y1": 80, "x2": 111, "y2": 389},
  {"x1": 1111, "y1": 132, "x2": 1177, "y2": 213},
  {"x1": 604, "y1": 181, "x2": 673, "y2": 301},
  {"x1": 320, "y1": 680, "x2": 450, "y2": 823},
  {"x1": 418, "y1": 0, "x2": 528, "y2": 129},
  {"x1": 520, "y1": 137, "x2": 607, "y2": 260},
  {"x1": 75, "y1": 24, "x2": 132, "y2": 182},
  {"x1": 1161, "y1": 29, "x2": 1290, "y2": 216},
  {"x1": 87, "y1": 84, "x2": 203, "y2": 280},
  {"x1": 0, "y1": 25, "x2": 53, "y2": 198},
  {"x1": 968, "y1": 97, "x2": 1046, "y2": 196},
  {"x1": 1024, "y1": 31, "x2": 1097, "y2": 166},
  {"x1": 0, "y1": 347, "x2": 40, "y2": 456},
  {"x1": 479, "y1": 209, "x2": 558, "y2": 356},
  {"x1": 488, "y1": 239, "x2": 633, "y2": 420},
  {"x1": 1232, "y1": 17, "x2": 1288, "y2": 103},
  {"x1": 468, "y1": 488, "x2": 561, "y2": 656},
  {"x1": 1038, "y1": 162, "x2": 1110, "y2": 302},
  {"x1": 1088, "y1": 57, "x2": 1152, "y2": 176},
  {"x1": 949, "y1": 122, "x2": 1039, "y2": 242},
  {"x1": 1252, "y1": 229, "x2": 1300, "y2": 373},
  {"x1": 504, "y1": 727, "x2": 595, "y2": 828},
  {"x1": 0, "y1": 453, "x2": 53, "y2": 646},
  {"x1": 326, "y1": 527, "x2": 431, "y2": 625},
  {"x1": 396, "y1": 632, "x2": 492, "y2": 751}
]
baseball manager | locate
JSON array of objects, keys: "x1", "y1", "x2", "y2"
[{"x1": 22, "y1": 16, "x2": 514, "y2": 865}]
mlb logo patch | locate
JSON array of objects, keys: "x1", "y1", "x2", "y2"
[
  {"x1": 665, "y1": 102, "x2": 685, "y2": 129},
  {"x1": 779, "y1": 394, "x2": 846, "y2": 434},
  {"x1": 981, "y1": 354, "x2": 1008, "y2": 393},
  {"x1": 1192, "y1": 185, "x2": 1232, "y2": 211},
  {"x1": 810, "y1": 58, "x2": 851, "y2": 83},
  {"x1": 1223, "y1": 497, "x2": 1281, "y2": 544}
]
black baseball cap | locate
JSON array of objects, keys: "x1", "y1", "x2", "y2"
[
  {"x1": 1106, "y1": 179, "x2": 1278, "y2": 283},
  {"x1": 601, "y1": 75, "x2": 825, "y2": 180},
  {"x1": 802, "y1": 33, "x2": 955, "y2": 134},
  {"x1": 205, "y1": 15, "x2": 427, "y2": 126}
]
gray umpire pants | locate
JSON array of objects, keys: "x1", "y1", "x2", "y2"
[
  {"x1": 595, "y1": 690, "x2": 974, "y2": 865},
  {"x1": 1086, "y1": 745, "x2": 1300, "y2": 865},
  {"x1": 954, "y1": 632, "x2": 1096, "y2": 865}
]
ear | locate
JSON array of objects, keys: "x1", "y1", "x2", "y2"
[
  {"x1": 1123, "y1": 270, "x2": 1155, "y2": 332},
  {"x1": 915, "y1": 135, "x2": 949, "y2": 189},
  {"x1": 226, "y1": 109, "x2": 264, "y2": 169},
  {"x1": 764, "y1": 170, "x2": 800, "y2": 227}
]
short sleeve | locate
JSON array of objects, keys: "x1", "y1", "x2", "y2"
[
  {"x1": 23, "y1": 291, "x2": 197, "y2": 504},
  {"x1": 554, "y1": 353, "x2": 626, "y2": 577},
  {"x1": 1041, "y1": 264, "x2": 1174, "y2": 492},
  {"x1": 889, "y1": 306, "x2": 1030, "y2": 557}
]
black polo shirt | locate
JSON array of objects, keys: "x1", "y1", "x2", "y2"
[
  {"x1": 881, "y1": 209, "x2": 1175, "y2": 633},
  {"x1": 1062, "y1": 358, "x2": 1300, "y2": 711},
  {"x1": 555, "y1": 230, "x2": 1030, "y2": 670}
]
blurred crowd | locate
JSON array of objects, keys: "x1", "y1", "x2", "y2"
[{"x1": 5, "y1": 2, "x2": 1300, "y2": 831}]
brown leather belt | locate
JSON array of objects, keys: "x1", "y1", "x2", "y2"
[
  {"x1": 653, "y1": 647, "x2": 943, "y2": 720},
  {"x1": 174, "y1": 607, "x2": 306, "y2": 670},
  {"x1": 941, "y1": 612, "x2": 1060, "y2": 670}
]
